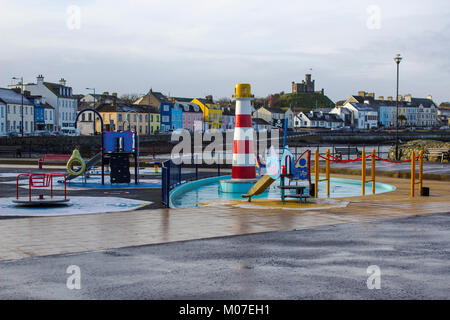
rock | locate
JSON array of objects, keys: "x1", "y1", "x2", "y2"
[{"x1": 388, "y1": 140, "x2": 450, "y2": 162}]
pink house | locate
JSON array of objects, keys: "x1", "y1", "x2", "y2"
[{"x1": 179, "y1": 102, "x2": 203, "y2": 132}]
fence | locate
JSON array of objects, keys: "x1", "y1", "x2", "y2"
[{"x1": 161, "y1": 158, "x2": 226, "y2": 208}]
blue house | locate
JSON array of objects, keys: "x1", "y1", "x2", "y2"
[
  {"x1": 27, "y1": 94, "x2": 55, "y2": 131},
  {"x1": 170, "y1": 103, "x2": 183, "y2": 130},
  {"x1": 160, "y1": 102, "x2": 172, "y2": 133}
]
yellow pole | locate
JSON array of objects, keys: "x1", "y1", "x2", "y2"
[
  {"x1": 411, "y1": 150, "x2": 415, "y2": 197},
  {"x1": 419, "y1": 150, "x2": 423, "y2": 195},
  {"x1": 361, "y1": 149, "x2": 366, "y2": 196},
  {"x1": 326, "y1": 149, "x2": 330, "y2": 197},
  {"x1": 371, "y1": 149, "x2": 375, "y2": 194},
  {"x1": 315, "y1": 149, "x2": 319, "y2": 198}
]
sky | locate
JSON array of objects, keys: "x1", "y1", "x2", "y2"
[{"x1": 0, "y1": 0, "x2": 449, "y2": 104}]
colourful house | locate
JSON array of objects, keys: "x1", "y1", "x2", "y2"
[
  {"x1": 170, "y1": 103, "x2": 183, "y2": 131},
  {"x1": 179, "y1": 102, "x2": 203, "y2": 132},
  {"x1": 191, "y1": 97, "x2": 222, "y2": 130},
  {"x1": 160, "y1": 102, "x2": 172, "y2": 133}
]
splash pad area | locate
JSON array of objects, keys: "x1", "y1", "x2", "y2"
[{"x1": 169, "y1": 175, "x2": 396, "y2": 208}]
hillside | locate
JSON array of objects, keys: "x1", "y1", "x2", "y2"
[{"x1": 279, "y1": 92, "x2": 335, "y2": 111}]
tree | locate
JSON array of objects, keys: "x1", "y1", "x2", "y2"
[
  {"x1": 398, "y1": 114, "x2": 407, "y2": 126},
  {"x1": 120, "y1": 93, "x2": 140, "y2": 104},
  {"x1": 217, "y1": 97, "x2": 231, "y2": 108}
]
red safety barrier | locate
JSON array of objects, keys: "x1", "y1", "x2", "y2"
[{"x1": 319, "y1": 153, "x2": 420, "y2": 164}]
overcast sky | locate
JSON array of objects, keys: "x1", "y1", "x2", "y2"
[{"x1": 1, "y1": 0, "x2": 449, "y2": 104}]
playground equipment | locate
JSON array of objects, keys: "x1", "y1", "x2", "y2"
[
  {"x1": 242, "y1": 145, "x2": 312, "y2": 203},
  {"x1": 13, "y1": 173, "x2": 69, "y2": 206},
  {"x1": 73, "y1": 108, "x2": 139, "y2": 185},
  {"x1": 66, "y1": 149, "x2": 86, "y2": 177},
  {"x1": 242, "y1": 175, "x2": 275, "y2": 202},
  {"x1": 315, "y1": 148, "x2": 425, "y2": 198}
]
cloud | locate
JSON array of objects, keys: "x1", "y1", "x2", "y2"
[{"x1": 0, "y1": 0, "x2": 449, "y2": 103}]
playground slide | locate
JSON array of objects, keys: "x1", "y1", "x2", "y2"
[
  {"x1": 66, "y1": 152, "x2": 102, "y2": 181},
  {"x1": 242, "y1": 174, "x2": 275, "y2": 201}
]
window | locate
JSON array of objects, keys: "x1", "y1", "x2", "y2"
[
  {"x1": 118, "y1": 114, "x2": 122, "y2": 121},
  {"x1": 164, "y1": 105, "x2": 169, "y2": 112},
  {"x1": 133, "y1": 114, "x2": 137, "y2": 122},
  {"x1": 151, "y1": 115, "x2": 153, "y2": 122},
  {"x1": 139, "y1": 115, "x2": 143, "y2": 122}
]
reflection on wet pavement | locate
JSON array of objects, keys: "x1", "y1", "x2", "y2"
[{"x1": 0, "y1": 174, "x2": 448, "y2": 261}]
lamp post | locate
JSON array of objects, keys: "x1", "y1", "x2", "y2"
[
  {"x1": 12, "y1": 77, "x2": 24, "y2": 136},
  {"x1": 394, "y1": 53, "x2": 402, "y2": 160},
  {"x1": 86, "y1": 88, "x2": 96, "y2": 134}
]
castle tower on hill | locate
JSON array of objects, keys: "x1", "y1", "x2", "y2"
[{"x1": 292, "y1": 74, "x2": 324, "y2": 95}]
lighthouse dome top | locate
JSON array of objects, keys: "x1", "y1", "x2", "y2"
[{"x1": 233, "y1": 84, "x2": 253, "y2": 99}]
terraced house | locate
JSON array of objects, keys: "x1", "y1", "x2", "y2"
[
  {"x1": 95, "y1": 103, "x2": 158, "y2": 135},
  {"x1": 192, "y1": 96, "x2": 222, "y2": 130},
  {"x1": 0, "y1": 88, "x2": 34, "y2": 134},
  {"x1": 24, "y1": 75, "x2": 77, "y2": 134}
]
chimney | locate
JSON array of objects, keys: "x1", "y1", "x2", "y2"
[
  {"x1": 358, "y1": 91, "x2": 366, "y2": 97},
  {"x1": 387, "y1": 96, "x2": 393, "y2": 101},
  {"x1": 404, "y1": 94, "x2": 412, "y2": 102},
  {"x1": 37, "y1": 74, "x2": 44, "y2": 84},
  {"x1": 112, "y1": 92, "x2": 117, "y2": 97},
  {"x1": 23, "y1": 90, "x2": 31, "y2": 97},
  {"x1": 103, "y1": 92, "x2": 109, "y2": 96},
  {"x1": 59, "y1": 78, "x2": 66, "y2": 86},
  {"x1": 378, "y1": 96, "x2": 384, "y2": 101},
  {"x1": 427, "y1": 95, "x2": 432, "y2": 100},
  {"x1": 205, "y1": 95, "x2": 213, "y2": 103},
  {"x1": 397, "y1": 94, "x2": 403, "y2": 101},
  {"x1": 368, "y1": 92, "x2": 375, "y2": 98}
]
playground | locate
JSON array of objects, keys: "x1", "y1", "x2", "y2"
[{"x1": 0, "y1": 85, "x2": 449, "y2": 299}]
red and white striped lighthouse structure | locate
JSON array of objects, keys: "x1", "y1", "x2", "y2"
[
  {"x1": 232, "y1": 84, "x2": 255, "y2": 180},
  {"x1": 220, "y1": 84, "x2": 257, "y2": 193}
]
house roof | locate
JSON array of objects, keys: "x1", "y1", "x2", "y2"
[
  {"x1": 0, "y1": 88, "x2": 33, "y2": 105},
  {"x1": 173, "y1": 97, "x2": 194, "y2": 103},
  {"x1": 298, "y1": 111, "x2": 343, "y2": 122},
  {"x1": 151, "y1": 91, "x2": 169, "y2": 103},
  {"x1": 96, "y1": 103, "x2": 158, "y2": 113},
  {"x1": 349, "y1": 103, "x2": 376, "y2": 112},
  {"x1": 253, "y1": 118, "x2": 271, "y2": 125},
  {"x1": 176, "y1": 102, "x2": 202, "y2": 113},
  {"x1": 42, "y1": 82, "x2": 72, "y2": 98}
]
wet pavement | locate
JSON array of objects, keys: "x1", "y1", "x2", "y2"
[
  {"x1": 0, "y1": 213, "x2": 448, "y2": 299},
  {"x1": 0, "y1": 173, "x2": 449, "y2": 261}
]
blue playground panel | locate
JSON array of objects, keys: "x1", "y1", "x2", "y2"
[{"x1": 103, "y1": 131, "x2": 135, "y2": 153}]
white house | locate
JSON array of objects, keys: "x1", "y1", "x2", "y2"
[
  {"x1": 0, "y1": 88, "x2": 35, "y2": 134},
  {"x1": 294, "y1": 110, "x2": 344, "y2": 129},
  {"x1": 342, "y1": 102, "x2": 378, "y2": 129},
  {"x1": 25, "y1": 75, "x2": 78, "y2": 133},
  {"x1": 252, "y1": 106, "x2": 294, "y2": 129}
]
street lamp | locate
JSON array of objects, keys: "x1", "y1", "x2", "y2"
[
  {"x1": 86, "y1": 88, "x2": 96, "y2": 134},
  {"x1": 12, "y1": 77, "x2": 24, "y2": 136},
  {"x1": 394, "y1": 53, "x2": 402, "y2": 160}
]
